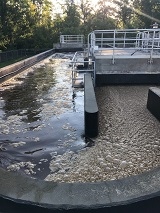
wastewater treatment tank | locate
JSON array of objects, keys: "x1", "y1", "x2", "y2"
[
  {"x1": 0, "y1": 53, "x2": 160, "y2": 212},
  {"x1": 0, "y1": 53, "x2": 160, "y2": 183},
  {"x1": 0, "y1": 53, "x2": 86, "y2": 180}
]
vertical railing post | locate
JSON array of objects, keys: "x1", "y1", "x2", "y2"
[
  {"x1": 149, "y1": 29, "x2": 155, "y2": 64},
  {"x1": 93, "y1": 32, "x2": 96, "y2": 50},
  {"x1": 93, "y1": 61, "x2": 96, "y2": 87},
  {"x1": 147, "y1": 31, "x2": 150, "y2": 48},
  {"x1": 71, "y1": 52, "x2": 78, "y2": 87},
  {"x1": 90, "y1": 32, "x2": 96, "y2": 56},
  {"x1": 137, "y1": 32, "x2": 141, "y2": 48},
  {"x1": 112, "y1": 30, "x2": 116, "y2": 64},
  {"x1": 123, "y1": 32, "x2": 126, "y2": 48},
  {"x1": 88, "y1": 33, "x2": 91, "y2": 56},
  {"x1": 101, "y1": 32, "x2": 103, "y2": 48},
  {"x1": 158, "y1": 31, "x2": 160, "y2": 47}
]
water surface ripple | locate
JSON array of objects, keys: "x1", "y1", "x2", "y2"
[{"x1": 0, "y1": 53, "x2": 85, "y2": 179}]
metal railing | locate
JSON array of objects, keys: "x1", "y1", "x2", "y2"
[
  {"x1": 88, "y1": 29, "x2": 160, "y2": 64},
  {"x1": 60, "y1": 35, "x2": 84, "y2": 48},
  {"x1": 60, "y1": 35, "x2": 84, "y2": 44},
  {"x1": 0, "y1": 49, "x2": 27, "y2": 63},
  {"x1": 71, "y1": 51, "x2": 95, "y2": 87},
  {"x1": 0, "y1": 49, "x2": 49, "y2": 63}
]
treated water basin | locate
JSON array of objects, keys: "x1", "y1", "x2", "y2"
[{"x1": 0, "y1": 53, "x2": 86, "y2": 179}]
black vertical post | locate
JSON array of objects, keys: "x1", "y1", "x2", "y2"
[{"x1": 84, "y1": 73, "x2": 98, "y2": 137}]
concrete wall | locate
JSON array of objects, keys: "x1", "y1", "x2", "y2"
[
  {"x1": 0, "y1": 166, "x2": 160, "y2": 212},
  {"x1": 95, "y1": 57, "x2": 160, "y2": 86},
  {"x1": 96, "y1": 73, "x2": 160, "y2": 86},
  {"x1": 60, "y1": 43, "x2": 84, "y2": 48},
  {"x1": 147, "y1": 87, "x2": 160, "y2": 121},
  {"x1": 95, "y1": 58, "x2": 160, "y2": 74},
  {"x1": 84, "y1": 73, "x2": 98, "y2": 137},
  {"x1": 0, "y1": 49, "x2": 54, "y2": 80}
]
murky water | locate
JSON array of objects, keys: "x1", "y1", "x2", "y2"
[{"x1": 0, "y1": 53, "x2": 85, "y2": 179}]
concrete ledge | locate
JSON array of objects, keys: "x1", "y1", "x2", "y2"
[
  {"x1": 55, "y1": 47, "x2": 84, "y2": 52},
  {"x1": 147, "y1": 87, "x2": 160, "y2": 121},
  {"x1": 0, "y1": 167, "x2": 160, "y2": 212},
  {"x1": 96, "y1": 73, "x2": 160, "y2": 86},
  {"x1": 84, "y1": 73, "x2": 98, "y2": 137},
  {"x1": 60, "y1": 43, "x2": 84, "y2": 49},
  {"x1": 0, "y1": 49, "x2": 54, "y2": 80}
]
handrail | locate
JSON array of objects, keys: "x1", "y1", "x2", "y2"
[
  {"x1": 71, "y1": 51, "x2": 96, "y2": 87},
  {"x1": 88, "y1": 29, "x2": 160, "y2": 62},
  {"x1": 113, "y1": 30, "x2": 116, "y2": 64},
  {"x1": 60, "y1": 35, "x2": 84, "y2": 44}
]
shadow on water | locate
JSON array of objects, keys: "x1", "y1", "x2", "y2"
[
  {"x1": 1, "y1": 65, "x2": 56, "y2": 121},
  {"x1": 0, "y1": 54, "x2": 86, "y2": 179}
]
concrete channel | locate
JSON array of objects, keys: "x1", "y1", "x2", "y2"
[{"x1": 0, "y1": 50, "x2": 160, "y2": 212}]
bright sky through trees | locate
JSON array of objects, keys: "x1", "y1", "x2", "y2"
[
  {"x1": 50, "y1": 0, "x2": 99, "y2": 6},
  {"x1": 50, "y1": 0, "x2": 100, "y2": 12},
  {"x1": 49, "y1": 0, "x2": 113, "y2": 15}
]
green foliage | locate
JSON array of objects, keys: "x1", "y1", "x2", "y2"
[
  {"x1": 0, "y1": 0, "x2": 54, "y2": 50},
  {"x1": 91, "y1": 0, "x2": 116, "y2": 30},
  {"x1": 0, "y1": 0, "x2": 160, "y2": 51},
  {"x1": 112, "y1": 0, "x2": 134, "y2": 28},
  {"x1": 134, "y1": 0, "x2": 160, "y2": 28},
  {"x1": 78, "y1": 0, "x2": 94, "y2": 37},
  {"x1": 61, "y1": 1, "x2": 81, "y2": 34}
]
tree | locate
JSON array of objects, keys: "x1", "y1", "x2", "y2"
[
  {"x1": 52, "y1": 14, "x2": 64, "y2": 43},
  {"x1": 30, "y1": 0, "x2": 54, "y2": 49},
  {"x1": 91, "y1": 0, "x2": 116, "y2": 30},
  {"x1": 0, "y1": 0, "x2": 13, "y2": 49},
  {"x1": 78, "y1": 0, "x2": 94, "y2": 36},
  {"x1": 61, "y1": 0, "x2": 81, "y2": 34},
  {"x1": 0, "y1": 0, "x2": 54, "y2": 50},
  {"x1": 112, "y1": 0, "x2": 133, "y2": 28},
  {"x1": 2, "y1": 0, "x2": 160, "y2": 51},
  {"x1": 133, "y1": 0, "x2": 160, "y2": 28}
]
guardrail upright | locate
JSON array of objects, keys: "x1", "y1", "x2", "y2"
[
  {"x1": 149, "y1": 30, "x2": 156, "y2": 64},
  {"x1": 112, "y1": 30, "x2": 116, "y2": 64},
  {"x1": 123, "y1": 32, "x2": 127, "y2": 48},
  {"x1": 71, "y1": 51, "x2": 78, "y2": 87},
  {"x1": 88, "y1": 33, "x2": 92, "y2": 57},
  {"x1": 93, "y1": 61, "x2": 96, "y2": 87}
]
